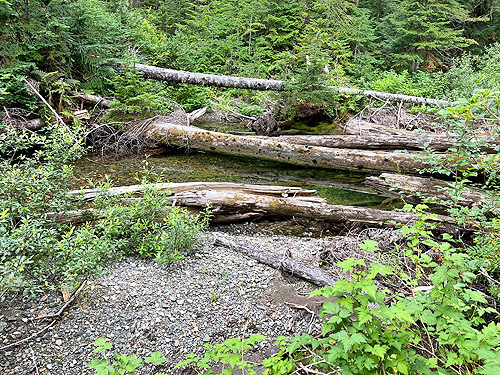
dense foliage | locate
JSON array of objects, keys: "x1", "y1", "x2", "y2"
[{"x1": 1, "y1": 0, "x2": 500, "y2": 109}]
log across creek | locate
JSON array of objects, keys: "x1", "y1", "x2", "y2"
[
  {"x1": 146, "y1": 120, "x2": 436, "y2": 174},
  {"x1": 64, "y1": 182, "x2": 457, "y2": 232}
]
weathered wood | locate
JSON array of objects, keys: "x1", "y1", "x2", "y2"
[
  {"x1": 213, "y1": 232, "x2": 337, "y2": 286},
  {"x1": 132, "y1": 63, "x2": 448, "y2": 106},
  {"x1": 147, "y1": 121, "x2": 436, "y2": 173},
  {"x1": 169, "y1": 189, "x2": 454, "y2": 229},
  {"x1": 262, "y1": 134, "x2": 485, "y2": 151},
  {"x1": 342, "y1": 120, "x2": 499, "y2": 152},
  {"x1": 344, "y1": 119, "x2": 424, "y2": 137},
  {"x1": 365, "y1": 173, "x2": 493, "y2": 207},
  {"x1": 71, "y1": 93, "x2": 113, "y2": 108},
  {"x1": 69, "y1": 182, "x2": 317, "y2": 201}
]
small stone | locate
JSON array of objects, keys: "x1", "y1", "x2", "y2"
[
  {"x1": 203, "y1": 335, "x2": 210, "y2": 342},
  {"x1": 162, "y1": 303, "x2": 168, "y2": 309},
  {"x1": 55, "y1": 339, "x2": 62, "y2": 346},
  {"x1": 174, "y1": 340, "x2": 180, "y2": 347},
  {"x1": 176, "y1": 300, "x2": 184, "y2": 305}
]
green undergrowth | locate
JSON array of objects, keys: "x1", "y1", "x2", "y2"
[{"x1": 0, "y1": 121, "x2": 209, "y2": 299}]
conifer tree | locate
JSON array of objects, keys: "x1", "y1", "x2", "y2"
[{"x1": 384, "y1": 0, "x2": 471, "y2": 71}]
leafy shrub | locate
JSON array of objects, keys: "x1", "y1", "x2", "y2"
[
  {"x1": 178, "y1": 207, "x2": 500, "y2": 375},
  {"x1": 0, "y1": 121, "x2": 210, "y2": 298},
  {"x1": 90, "y1": 338, "x2": 167, "y2": 375},
  {"x1": 0, "y1": 73, "x2": 37, "y2": 109},
  {"x1": 444, "y1": 43, "x2": 500, "y2": 100}
]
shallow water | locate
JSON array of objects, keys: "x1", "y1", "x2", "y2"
[{"x1": 72, "y1": 149, "x2": 391, "y2": 208}]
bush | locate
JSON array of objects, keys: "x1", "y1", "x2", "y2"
[
  {"x1": 0, "y1": 122, "x2": 210, "y2": 298},
  {"x1": 444, "y1": 43, "x2": 500, "y2": 100}
]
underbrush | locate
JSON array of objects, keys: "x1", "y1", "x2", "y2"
[{"x1": 0, "y1": 121, "x2": 209, "y2": 299}]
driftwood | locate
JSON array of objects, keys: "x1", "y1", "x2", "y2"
[
  {"x1": 264, "y1": 134, "x2": 498, "y2": 152},
  {"x1": 132, "y1": 63, "x2": 448, "y2": 106},
  {"x1": 147, "y1": 120, "x2": 436, "y2": 173},
  {"x1": 365, "y1": 173, "x2": 493, "y2": 207},
  {"x1": 169, "y1": 189, "x2": 455, "y2": 230},
  {"x1": 213, "y1": 233, "x2": 337, "y2": 286},
  {"x1": 343, "y1": 120, "x2": 499, "y2": 152},
  {"x1": 71, "y1": 93, "x2": 113, "y2": 108},
  {"x1": 69, "y1": 182, "x2": 317, "y2": 201}
]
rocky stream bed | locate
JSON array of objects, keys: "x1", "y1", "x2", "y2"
[{"x1": 0, "y1": 223, "x2": 344, "y2": 374}]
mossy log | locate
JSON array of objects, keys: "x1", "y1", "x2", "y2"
[
  {"x1": 213, "y1": 232, "x2": 337, "y2": 287},
  {"x1": 147, "y1": 121, "x2": 436, "y2": 173},
  {"x1": 365, "y1": 173, "x2": 494, "y2": 208}
]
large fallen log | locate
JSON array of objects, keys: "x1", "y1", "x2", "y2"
[
  {"x1": 147, "y1": 121, "x2": 437, "y2": 173},
  {"x1": 169, "y1": 189, "x2": 456, "y2": 231},
  {"x1": 213, "y1": 232, "x2": 337, "y2": 286},
  {"x1": 365, "y1": 173, "x2": 495, "y2": 209},
  {"x1": 69, "y1": 182, "x2": 317, "y2": 201},
  {"x1": 132, "y1": 63, "x2": 448, "y2": 106},
  {"x1": 264, "y1": 134, "x2": 498, "y2": 152}
]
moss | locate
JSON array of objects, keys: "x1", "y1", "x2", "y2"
[{"x1": 282, "y1": 120, "x2": 342, "y2": 135}]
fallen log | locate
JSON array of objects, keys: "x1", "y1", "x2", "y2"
[
  {"x1": 132, "y1": 63, "x2": 448, "y2": 106},
  {"x1": 343, "y1": 120, "x2": 499, "y2": 152},
  {"x1": 71, "y1": 93, "x2": 113, "y2": 108},
  {"x1": 169, "y1": 189, "x2": 456, "y2": 230},
  {"x1": 365, "y1": 173, "x2": 495, "y2": 208},
  {"x1": 263, "y1": 134, "x2": 496, "y2": 152},
  {"x1": 147, "y1": 120, "x2": 436, "y2": 173},
  {"x1": 213, "y1": 233, "x2": 337, "y2": 286},
  {"x1": 69, "y1": 182, "x2": 317, "y2": 201},
  {"x1": 344, "y1": 119, "x2": 429, "y2": 137}
]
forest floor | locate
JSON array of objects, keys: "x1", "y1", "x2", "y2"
[{"x1": 0, "y1": 222, "x2": 343, "y2": 375}]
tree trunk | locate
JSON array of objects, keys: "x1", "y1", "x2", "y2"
[
  {"x1": 131, "y1": 63, "x2": 448, "y2": 106},
  {"x1": 365, "y1": 173, "x2": 494, "y2": 208},
  {"x1": 147, "y1": 121, "x2": 436, "y2": 173},
  {"x1": 213, "y1": 232, "x2": 337, "y2": 286},
  {"x1": 71, "y1": 93, "x2": 113, "y2": 108}
]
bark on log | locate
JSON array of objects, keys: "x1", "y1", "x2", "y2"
[
  {"x1": 132, "y1": 63, "x2": 448, "y2": 106},
  {"x1": 264, "y1": 133, "x2": 499, "y2": 152},
  {"x1": 213, "y1": 232, "x2": 337, "y2": 286},
  {"x1": 69, "y1": 182, "x2": 317, "y2": 201},
  {"x1": 365, "y1": 173, "x2": 493, "y2": 208},
  {"x1": 264, "y1": 134, "x2": 443, "y2": 152},
  {"x1": 147, "y1": 121, "x2": 436, "y2": 173}
]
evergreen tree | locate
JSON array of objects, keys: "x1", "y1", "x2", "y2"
[{"x1": 384, "y1": 0, "x2": 471, "y2": 71}]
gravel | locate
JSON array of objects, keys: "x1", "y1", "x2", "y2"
[{"x1": 0, "y1": 223, "x2": 340, "y2": 374}]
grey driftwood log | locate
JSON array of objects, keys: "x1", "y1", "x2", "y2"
[
  {"x1": 168, "y1": 189, "x2": 455, "y2": 229},
  {"x1": 132, "y1": 63, "x2": 448, "y2": 106},
  {"x1": 342, "y1": 120, "x2": 499, "y2": 152},
  {"x1": 69, "y1": 182, "x2": 317, "y2": 201},
  {"x1": 213, "y1": 232, "x2": 337, "y2": 287},
  {"x1": 262, "y1": 134, "x2": 498, "y2": 152},
  {"x1": 365, "y1": 173, "x2": 494, "y2": 208},
  {"x1": 146, "y1": 121, "x2": 436, "y2": 173}
]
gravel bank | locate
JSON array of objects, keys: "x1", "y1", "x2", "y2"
[{"x1": 0, "y1": 224, "x2": 342, "y2": 374}]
